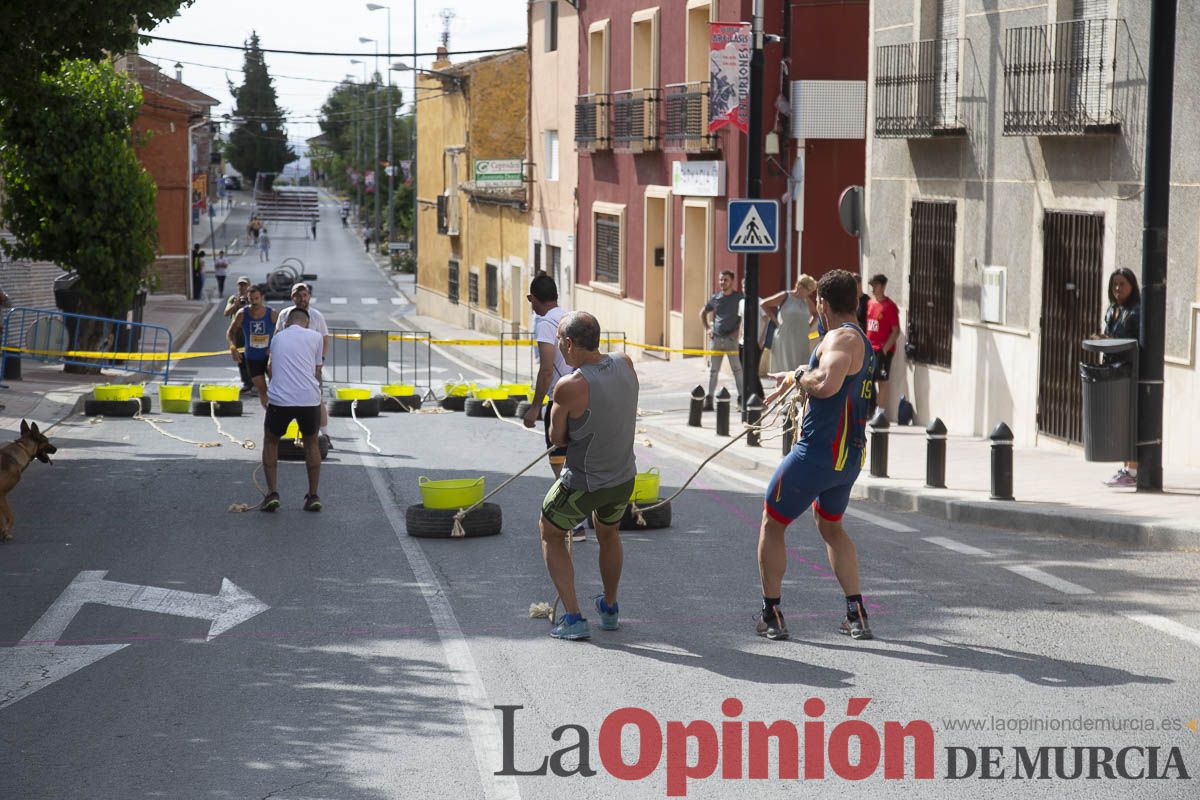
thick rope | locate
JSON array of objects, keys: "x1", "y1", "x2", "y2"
[
  {"x1": 211, "y1": 401, "x2": 255, "y2": 449},
  {"x1": 228, "y1": 464, "x2": 268, "y2": 512},
  {"x1": 350, "y1": 398, "x2": 382, "y2": 453},
  {"x1": 131, "y1": 401, "x2": 222, "y2": 447},
  {"x1": 451, "y1": 444, "x2": 556, "y2": 538}
]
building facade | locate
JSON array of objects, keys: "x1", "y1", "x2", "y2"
[
  {"x1": 865, "y1": 0, "x2": 1200, "y2": 467},
  {"x1": 415, "y1": 48, "x2": 531, "y2": 334}
]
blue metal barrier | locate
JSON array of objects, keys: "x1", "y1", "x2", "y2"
[{"x1": 1, "y1": 307, "x2": 173, "y2": 382}]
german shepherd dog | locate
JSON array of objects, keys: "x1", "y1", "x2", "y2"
[{"x1": 0, "y1": 420, "x2": 57, "y2": 541}]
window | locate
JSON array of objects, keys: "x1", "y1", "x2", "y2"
[
  {"x1": 548, "y1": 245, "x2": 562, "y2": 279},
  {"x1": 485, "y1": 262, "x2": 499, "y2": 310},
  {"x1": 533, "y1": 241, "x2": 542, "y2": 274},
  {"x1": 468, "y1": 270, "x2": 480, "y2": 305},
  {"x1": 906, "y1": 201, "x2": 956, "y2": 368},
  {"x1": 545, "y1": 0, "x2": 559, "y2": 52},
  {"x1": 594, "y1": 214, "x2": 622, "y2": 285},
  {"x1": 588, "y1": 20, "x2": 610, "y2": 94},
  {"x1": 448, "y1": 260, "x2": 460, "y2": 304},
  {"x1": 544, "y1": 130, "x2": 559, "y2": 181},
  {"x1": 685, "y1": 1, "x2": 713, "y2": 83},
  {"x1": 631, "y1": 8, "x2": 659, "y2": 90}
]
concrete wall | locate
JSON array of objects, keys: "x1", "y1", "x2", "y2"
[{"x1": 865, "y1": 0, "x2": 1200, "y2": 468}]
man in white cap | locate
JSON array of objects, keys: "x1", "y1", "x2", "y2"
[{"x1": 278, "y1": 282, "x2": 332, "y2": 448}]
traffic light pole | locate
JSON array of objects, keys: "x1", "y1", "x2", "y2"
[{"x1": 740, "y1": 0, "x2": 765, "y2": 404}]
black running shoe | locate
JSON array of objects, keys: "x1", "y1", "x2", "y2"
[
  {"x1": 303, "y1": 494, "x2": 322, "y2": 512},
  {"x1": 319, "y1": 433, "x2": 333, "y2": 451},
  {"x1": 755, "y1": 608, "x2": 789, "y2": 641},
  {"x1": 260, "y1": 492, "x2": 281, "y2": 512},
  {"x1": 839, "y1": 615, "x2": 873, "y2": 640}
]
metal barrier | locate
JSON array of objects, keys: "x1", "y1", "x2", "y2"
[
  {"x1": 499, "y1": 330, "x2": 627, "y2": 385},
  {"x1": 325, "y1": 327, "x2": 432, "y2": 392},
  {"x1": 1, "y1": 306, "x2": 173, "y2": 381}
]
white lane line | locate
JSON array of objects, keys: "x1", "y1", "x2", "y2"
[
  {"x1": 390, "y1": 297, "x2": 404, "y2": 305},
  {"x1": 330, "y1": 297, "x2": 348, "y2": 305},
  {"x1": 846, "y1": 506, "x2": 918, "y2": 533},
  {"x1": 1005, "y1": 565, "x2": 1094, "y2": 595},
  {"x1": 358, "y1": 449, "x2": 520, "y2": 800},
  {"x1": 361, "y1": 297, "x2": 379, "y2": 304},
  {"x1": 1125, "y1": 614, "x2": 1200, "y2": 649},
  {"x1": 923, "y1": 536, "x2": 992, "y2": 556}
]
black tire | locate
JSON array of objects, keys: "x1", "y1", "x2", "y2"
[
  {"x1": 515, "y1": 400, "x2": 533, "y2": 419},
  {"x1": 464, "y1": 398, "x2": 517, "y2": 418},
  {"x1": 139, "y1": 395, "x2": 152, "y2": 414},
  {"x1": 620, "y1": 499, "x2": 672, "y2": 530},
  {"x1": 328, "y1": 396, "x2": 381, "y2": 418},
  {"x1": 379, "y1": 393, "x2": 422, "y2": 412},
  {"x1": 83, "y1": 399, "x2": 140, "y2": 417},
  {"x1": 278, "y1": 435, "x2": 330, "y2": 461},
  {"x1": 192, "y1": 400, "x2": 245, "y2": 417},
  {"x1": 405, "y1": 502, "x2": 502, "y2": 538},
  {"x1": 441, "y1": 395, "x2": 466, "y2": 412}
]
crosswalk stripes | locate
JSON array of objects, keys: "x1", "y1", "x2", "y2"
[
  {"x1": 362, "y1": 297, "x2": 379, "y2": 304},
  {"x1": 326, "y1": 296, "x2": 407, "y2": 306}
]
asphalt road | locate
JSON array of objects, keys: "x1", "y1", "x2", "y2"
[{"x1": 1, "y1": 195, "x2": 1198, "y2": 799}]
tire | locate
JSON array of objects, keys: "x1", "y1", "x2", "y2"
[
  {"x1": 379, "y1": 393, "x2": 422, "y2": 412},
  {"x1": 83, "y1": 399, "x2": 139, "y2": 417},
  {"x1": 441, "y1": 395, "x2": 466, "y2": 412},
  {"x1": 465, "y1": 398, "x2": 517, "y2": 418},
  {"x1": 515, "y1": 400, "x2": 533, "y2": 419},
  {"x1": 192, "y1": 400, "x2": 244, "y2": 417},
  {"x1": 278, "y1": 434, "x2": 330, "y2": 461},
  {"x1": 139, "y1": 396, "x2": 152, "y2": 414},
  {"x1": 328, "y1": 396, "x2": 381, "y2": 418},
  {"x1": 620, "y1": 499, "x2": 672, "y2": 530},
  {"x1": 405, "y1": 502, "x2": 502, "y2": 538}
]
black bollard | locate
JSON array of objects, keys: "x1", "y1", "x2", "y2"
[
  {"x1": 715, "y1": 387, "x2": 731, "y2": 437},
  {"x1": 925, "y1": 417, "x2": 947, "y2": 489},
  {"x1": 869, "y1": 408, "x2": 889, "y2": 478},
  {"x1": 990, "y1": 422, "x2": 1014, "y2": 500},
  {"x1": 745, "y1": 394, "x2": 763, "y2": 447},
  {"x1": 687, "y1": 384, "x2": 705, "y2": 428}
]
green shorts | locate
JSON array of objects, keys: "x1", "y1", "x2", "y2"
[{"x1": 541, "y1": 478, "x2": 636, "y2": 531}]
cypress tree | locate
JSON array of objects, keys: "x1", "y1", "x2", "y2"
[{"x1": 226, "y1": 32, "x2": 296, "y2": 187}]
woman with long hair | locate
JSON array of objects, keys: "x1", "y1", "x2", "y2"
[{"x1": 1101, "y1": 267, "x2": 1141, "y2": 487}]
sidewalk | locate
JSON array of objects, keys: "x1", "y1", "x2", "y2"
[
  {"x1": 0, "y1": 294, "x2": 212, "y2": 434},
  {"x1": 391, "y1": 296, "x2": 1200, "y2": 551}
]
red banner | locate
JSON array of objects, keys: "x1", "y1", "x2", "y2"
[{"x1": 708, "y1": 22, "x2": 751, "y2": 134}]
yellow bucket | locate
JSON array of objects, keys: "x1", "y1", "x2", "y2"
[
  {"x1": 443, "y1": 382, "x2": 474, "y2": 397},
  {"x1": 501, "y1": 383, "x2": 533, "y2": 400},
  {"x1": 473, "y1": 387, "x2": 508, "y2": 401},
  {"x1": 335, "y1": 387, "x2": 372, "y2": 400},
  {"x1": 284, "y1": 420, "x2": 301, "y2": 439},
  {"x1": 631, "y1": 468, "x2": 661, "y2": 503},
  {"x1": 418, "y1": 476, "x2": 485, "y2": 509},
  {"x1": 200, "y1": 384, "x2": 240, "y2": 402},
  {"x1": 158, "y1": 384, "x2": 193, "y2": 402},
  {"x1": 94, "y1": 384, "x2": 142, "y2": 401},
  {"x1": 382, "y1": 383, "x2": 416, "y2": 397}
]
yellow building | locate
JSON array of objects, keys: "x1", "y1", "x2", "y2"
[{"x1": 415, "y1": 48, "x2": 530, "y2": 334}]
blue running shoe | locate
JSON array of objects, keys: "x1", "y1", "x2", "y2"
[
  {"x1": 550, "y1": 614, "x2": 591, "y2": 641},
  {"x1": 593, "y1": 595, "x2": 619, "y2": 631}
]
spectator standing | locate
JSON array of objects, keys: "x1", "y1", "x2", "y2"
[
  {"x1": 764, "y1": 274, "x2": 819, "y2": 374},
  {"x1": 341, "y1": 203, "x2": 350, "y2": 227},
  {"x1": 310, "y1": 219, "x2": 318, "y2": 240},
  {"x1": 214, "y1": 250, "x2": 230, "y2": 297},
  {"x1": 1101, "y1": 267, "x2": 1142, "y2": 488},
  {"x1": 278, "y1": 282, "x2": 332, "y2": 449},
  {"x1": 258, "y1": 228, "x2": 271, "y2": 262},
  {"x1": 191, "y1": 244, "x2": 205, "y2": 300},
  {"x1": 226, "y1": 286, "x2": 277, "y2": 408},
  {"x1": 224, "y1": 277, "x2": 255, "y2": 392},
  {"x1": 865, "y1": 274, "x2": 901, "y2": 417},
  {"x1": 363, "y1": 226, "x2": 374, "y2": 253},
  {"x1": 259, "y1": 308, "x2": 325, "y2": 513},
  {"x1": 700, "y1": 270, "x2": 744, "y2": 410}
]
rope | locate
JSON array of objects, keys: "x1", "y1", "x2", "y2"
[
  {"x1": 350, "y1": 399, "x2": 382, "y2": 453},
  {"x1": 451, "y1": 444, "x2": 556, "y2": 538},
  {"x1": 228, "y1": 464, "x2": 268, "y2": 512},
  {"x1": 210, "y1": 401, "x2": 256, "y2": 449},
  {"x1": 133, "y1": 404, "x2": 222, "y2": 448}
]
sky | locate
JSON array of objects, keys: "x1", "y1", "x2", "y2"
[{"x1": 138, "y1": 0, "x2": 529, "y2": 149}]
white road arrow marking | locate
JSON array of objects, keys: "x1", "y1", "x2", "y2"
[
  {"x1": 0, "y1": 644, "x2": 128, "y2": 710},
  {"x1": 20, "y1": 571, "x2": 269, "y2": 644}
]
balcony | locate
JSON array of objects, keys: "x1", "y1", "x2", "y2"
[
  {"x1": 612, "y1": 88, "x2": 659, "y2": 153},
  {"x1": 575, "y1": 93, "x2": 610, "y2": 152},
  {"x1": 663, "y1": 81, "x2": 717, "y2": 152},
  {"x1": 874, "y1": 38, "x2": 966, "y2": 138},
  {"x1": 1004, "y1": 17, "x2": 1121, "y2": 136}
]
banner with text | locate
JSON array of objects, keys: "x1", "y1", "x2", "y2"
[{"x1": 708, "y1": 22, "x2": 751, "y2": 134}]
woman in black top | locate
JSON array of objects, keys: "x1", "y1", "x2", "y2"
[{"x1": 1101, "y1": 267, "x2": 1141, "y2": 487}]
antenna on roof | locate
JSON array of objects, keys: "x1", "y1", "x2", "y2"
[{"x1": 438, "y1": 8, "x2": 456, "y2": 50}]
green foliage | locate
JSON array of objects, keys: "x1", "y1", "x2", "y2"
[
  {"x1": 225, "y1": 32, "x2": 296, "y2": 185},
  {"x1": 0, "y1": 0, "x2": 190, "y2": 104},
  {"x1": 0, "y1": 60, "x2": 158, "y2": 317}
]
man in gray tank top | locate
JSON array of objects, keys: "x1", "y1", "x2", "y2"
[{"x1": 540, "y1": 311, "x2": 639, "y2": 641}]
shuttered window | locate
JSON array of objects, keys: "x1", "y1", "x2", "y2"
[
  {"x1": 594, "y1": 213, "x2": 621, "y2": 285},
  {"x1": 468, "y1": 271, "x2": 480, "y2": 305},
  {"x1": 545, "y1": 0, "x2": 559, "y2": 52},
  {"x1": 935, "y1": 0, "x2": 959, "y2": 127},
  {"x1": 545, "y1": 130, "x2": 559, "y2": 181},
  {"x1": 485, "y1": 262, "x2": 499, "y2": 310},
  {"x1": 907, "y1": 200, "x2": 956, "y2": 368},
  {"x1": 447, "y1": 260, "x2": 460, "y2": 304}
]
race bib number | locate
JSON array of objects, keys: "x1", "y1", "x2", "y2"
[{"x1": 250, "y1": 334, "x2": 270, "y2": 349}]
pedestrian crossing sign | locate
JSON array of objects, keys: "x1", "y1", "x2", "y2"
[{"x1": 727, "y1": 199, "x2": 779, "y2": 253}]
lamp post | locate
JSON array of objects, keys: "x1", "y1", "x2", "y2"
[
  {"x1": 349, "y1": 60, "x2": 368, "y2": 217},
  {"x1": 360, "y1": 36, "x2": 381, "y2": 244},
  {"x1": 367, "y1": 3, "x2": 394, "y2": 248}
]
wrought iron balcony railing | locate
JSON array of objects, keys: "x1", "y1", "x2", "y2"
[
  {"x1": 1004, "y1": 17, "x2": 1120, "y2": 135},
  {"x1": 663, "y1": 81, "x2": 717, "y2": 152},
  {"x1": 611, "y1": 88, "x2": 660, "y2": 153},
  {"x1": 575, "y1": 93, "x2": 610, "y2": 152},
  {"x1": 874, "y1": 38, "x2": 966, "y2": 138}
]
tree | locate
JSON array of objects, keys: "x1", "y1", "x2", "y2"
[
  {"x1": 0, "y1": 1, "x2": 190, "y2": 104},
  {"x1": 0, "y1": 60, "x2": 157, "y2": 319},
  {"x1": 226, "y1": 33, "x2": 296, "y2": 186}
]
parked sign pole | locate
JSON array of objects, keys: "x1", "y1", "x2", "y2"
[{"x1": 741, "y1": 0, "x2": 765, "y2": 404}]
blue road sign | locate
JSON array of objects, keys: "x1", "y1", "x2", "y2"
[{"x1": 727, "y1": 199, "x2": 780, "y2": 254}]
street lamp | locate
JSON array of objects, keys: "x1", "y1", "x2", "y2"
[
  {"x1": 367, "y1": 3, "x2": 394, "y2": 248},
  {"x1": 350, "y1": 59, "x2": 368, "y2": 216},
  {"x1": 359, "y1": 36, "x2": 381, "y2": 241}
]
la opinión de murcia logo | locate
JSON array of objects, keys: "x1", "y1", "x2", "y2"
[{"x1": 496, "y1": 699, "x2": 1192, "y2": 796}]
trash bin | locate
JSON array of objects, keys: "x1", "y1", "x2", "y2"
[
  {"x1": 1080, "y1": 338, "x2": 1138, "y2": 462},
  {"x1": 53, "y1": 271, "x2": 84, "y2": 315}
]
